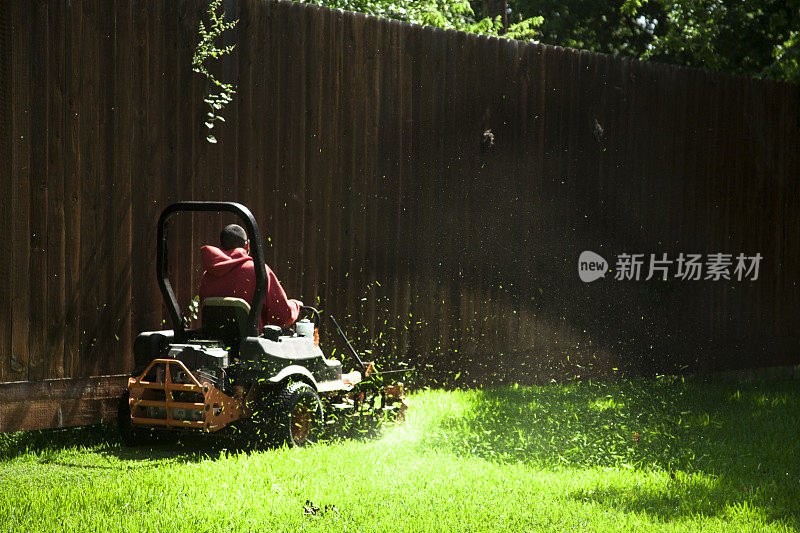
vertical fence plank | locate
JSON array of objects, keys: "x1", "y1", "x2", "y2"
[
  {"x1": 322, "y1": 6, "x2": 340, "y2": 318},
  {"x1": 676, "y1": 66, "x2": 698, "y2": 361},
  {"x1": 394, "y1": 21, "x2": 421, "y2": 370},
  {"x1": 729, "y1": 78, "x2": 758, "y2": 338},
  {"x1": 302, "y1": 4, "x2": 323, "y2": 309},
  {"x1": 329, "y1": 7, "x2": 346, "y2": 331},
  {"x1": 296, "y1": 2, "x2": 315, "y2": 308},
  {"x1": 78, "y1": 0, "x2": 101, "y2": 377},
  {"x1": 94, "y1": 0, "x2": 115, "y2": 376},
  {"x1": 386, "y1": 22, "x2": 411, "y2": 359},
  {"x1": 457, "y1": 31, "x2": 477, "y2": 366},
  {"x1": 786, "y1": 84, "x2": 797, "y2": 340},
  {"x1": 716, "y1": 71, "x2": 735, "y2": 341},
  {"x1": 701, "y1": 71, "x2": 722, "y2": 365},
  {"x1": 236, "y1": 0, "x2": 254, "y2": 280},
  {"x1": 176, "y1": 0, "x2": 198, "y2": 320},
  {"x1": 373, "y1": 17, "x2": 394, "y2": 358},
  {"x1": 711, "y1": 72, "x2": 730, "y2": 345},
  {"x1": 10, "y1": 0, "x2": 32, "y2": 381},
  {"x1": 435, "y1": 28, "x2": 457, "y2": 370},
  {"x1": 407, "y1": 23, "x2": 432, "y2": 376},
  {"x1": 444, "y1": 29, "x2": 466, "y2": 367},
  {"x1": 771, "y1": 81, "x2": 785, "y2": 341},
  {"x1": 428, "y1": 26, "x2": 449, "y2": 372},
  {"x1": 27, "y1": 0, "x2": 49, "y2": 381},
  {"x1": 45, "y1": 0, "x2": 66, "y2": 379},
  {"x1": 393, "y1": 19, "x2": 413, "y2": 363},
  {"x1": 441, "y1": 29, "x2": 465, "y2": 369},
  {"x1": 274, "y1": 2, "x2": 299, "y2": 296},
  {"x1": 221, "y1": 0, "x2": 239, "y2": 203},
  {"x1": 130, "y1": 0, "x2": 150, "y2": 341},
  {"x1": 571, "y1": 49, "x2": 596, "y2": 375},
  {"x1": 190, "y1": 3, "x2": 205, "y2": 307},
  {"x1": 191, "y1": 0, "x2": 212, "y2": 269},
  {"x1": 336, "y1": 9, "x2": 356, "y2": 327},
  {"x1": 348, "y1": 10, "x2": 369, "y2": 336},
  {"x1": 261, "y1": 0, "x2": 280, "y2": 269},
  {"x1": 63, "y1": 0, "x2": 83, "y2": 378},
  {"x1": 499, "y1": 38, "x2": 525, "y2": 369},
  {"x1": 783, "y1": 86, "x2": 800, "y2": 338},
  {"x1": 349, "y1": 12, "x2": 369, "y2": 333},
  {"x1": 288, "y1": 3, "x2": 307, "y2": 300},
  {"x1": 242, "y1": 0, "x2": 261, "y2": 238},
  {"x1": 0, "y1": 0, "x2": 12, "y2": 383},
  {"x1": 481, "y1": 34, "x2": 503, "y2": 365},
  {"x1": 361, "y1": 14, "x2": 380, "y2": 343},
  {"x1": 161, "y1": 0, "x2": 180, "y2": 314},
  {"x1": 112, "y1": 0, "x2": 133, "y2": 373},
  {"x1": 316, "y1": 5, "x2": 334, "y2": 310},
  {"x1": 513, "y1": 41, "x2": 533, "y2": 373},
  {"x1": 314, "y1": 4, "x2": 341, "y2": 322},
  {"x1": 146, "y1": 0, "x2": 164, "y2": 331},
  {"x1": 664, "y1": 64, "x2": 685, "y2": 340},
  {"x1": 248, "y1": 0, "x2": 264, "y2": 243},
  {"x1": 378, "y1": 15, "x2": 394, "y2": 354},
  {"x1": 518, "y1": 42, "x2": 544, "y2": 366},
  {"x1": 205, "y1": 1, "x2": 223, "y2": 204}
]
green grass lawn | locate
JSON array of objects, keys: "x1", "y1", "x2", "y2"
[{"x1": 1, "y1": 377, "x2": 798, "y2": 532}]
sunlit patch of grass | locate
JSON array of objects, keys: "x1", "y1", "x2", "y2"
[
  {"x1": 0, "y1": 379, "x2": 798, "y2": 532},
  {"x1": 400, "y1": 378, "x2": 800, "y2": 529}
]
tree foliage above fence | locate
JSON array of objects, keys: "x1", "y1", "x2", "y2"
[
  {"x1": 292, "y1": 0, "x2": 542, "y2": 39},
  {"x1": 490, "y1": 0, "x2": 800, "y2": 83},
  {"x1": 294, "y1": 0, "x2": 800, "y2": 82},
  {"x1": 642, "y1": 0, "x2": 800, "y2": 82}
]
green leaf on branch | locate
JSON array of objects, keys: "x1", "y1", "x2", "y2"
[{"x1": 193, "y1": 0, "x2": 238, "y2": 144}]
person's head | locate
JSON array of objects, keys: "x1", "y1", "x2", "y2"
[{"x1": 220, "y1": 224, "x2": 249, "y2": 251}]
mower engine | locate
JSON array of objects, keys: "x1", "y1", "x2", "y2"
[{"x1": 166, "y1": 344, "x2": 228, "y2": 391}]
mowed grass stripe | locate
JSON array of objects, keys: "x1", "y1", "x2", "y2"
[{"x1": 0, "y1": 378, "x2": 797, "y2": 532}]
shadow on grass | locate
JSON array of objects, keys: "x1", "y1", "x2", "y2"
[
  {"x1": 0, "y1": 416, "x2": 390, "y2": 466},
  {"x1": 570, "y1": 479, "x2": 732, "y2": 522},
  {"x1": 416, "y1": 378, "x2": 800, "y2": 528},
  {"x1": 0, "y1": 424, "x2": 120, "y2": 461},
  {"x1": 0, "y1": 423, "x2": 252, "y2": 465}
]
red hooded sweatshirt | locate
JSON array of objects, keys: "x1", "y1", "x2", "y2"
[{"x1": 198, "y1": 246, "x2": 301, "y2": 329}]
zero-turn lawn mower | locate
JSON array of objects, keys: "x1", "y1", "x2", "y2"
[{"x1": 119, "y1": 201, "x2": 409, "y2": 447}]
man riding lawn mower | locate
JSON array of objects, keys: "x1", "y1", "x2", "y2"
[{"x1": 119, "y1": 201, "x2": 409, "y2": 447}]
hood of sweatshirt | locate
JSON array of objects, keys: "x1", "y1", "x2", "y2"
[{"x1": 200, "y1": 246, "x2": 253, "y2": 277}]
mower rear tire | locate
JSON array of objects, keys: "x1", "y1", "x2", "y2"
[{"x1": 274, "y1": 382, "x2": 324, "y2": 447}]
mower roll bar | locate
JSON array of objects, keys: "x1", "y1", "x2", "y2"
[{"x1": 157, "y1": 201, "x2": 268, "y2": 339}]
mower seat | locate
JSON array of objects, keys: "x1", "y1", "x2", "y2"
[{"x1": 201, "y1": 297, "x2": 251, "y2": 353}]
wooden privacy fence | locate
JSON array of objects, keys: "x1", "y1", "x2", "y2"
[{"x1": 1, "y1": 0, "x2": 799, "y2": 431}]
